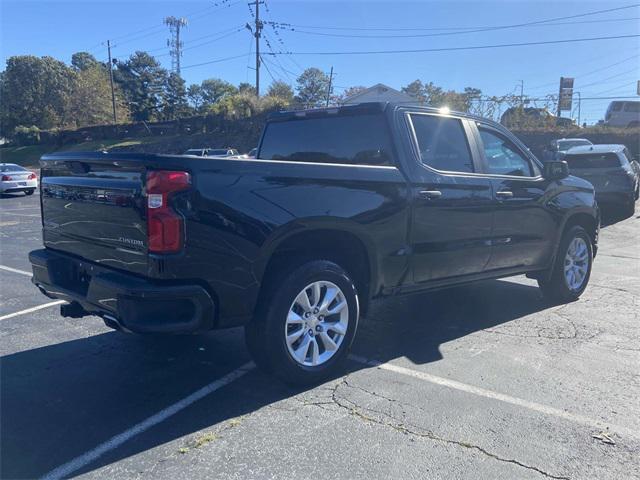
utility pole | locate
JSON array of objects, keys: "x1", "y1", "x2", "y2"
[
  {"x1": 106, "y1": 40, "x2": 117, "y2": 125},
  {"x1": 519, "y1": 80, "x2": 524, "y2": 106},
  {"x1": 164, "y1": 16, "x2": 187, "y2": 74},
  {"x1": 253, "y1": 0, "x2": 263, "y2": 97},
  {"x1": 325, "y1": 66, "x2": 334, "y2": 107},
  {"x1": 576, "y1": 91, "x2": 581, "y2": 126}
]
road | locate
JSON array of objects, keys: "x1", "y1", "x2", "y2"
[{"x1": 1, "y1": 192, "x2": 638, "y2": 480}]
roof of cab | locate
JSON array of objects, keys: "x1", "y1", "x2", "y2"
[
  {"x1": 565, "y1": 144, "x2": 625, "y2": 155},
  {"x1": 267, "y1": 101, "x2": 501, "y2": 127}
]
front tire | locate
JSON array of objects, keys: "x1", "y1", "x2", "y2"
[
  {"x1": 538, "y1": 225, "x2": 593, "y2": 303},
  {"x1": 25, "y1": 189, "x2": 35, "y2": 196},
  {"x1": 245, "y1": 260, "x2": 359, "y2": 385}
]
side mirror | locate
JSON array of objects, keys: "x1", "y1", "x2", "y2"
[{"x1": 544, "y1": 160, "x2": 569, "y2": 180}]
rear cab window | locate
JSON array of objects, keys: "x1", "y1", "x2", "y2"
[
  {"x1": 408, "y1": 114, "x2": 474, "y2": 173},
  {"x1": 623, "y1": 102, "x2": 640, "y2": 112},
  {"x1": 259, "y1": 113, "x2": 394, "y2": 166},
  {"x1": 564, "y1": 153, "x2": 622, "y2": 169}
]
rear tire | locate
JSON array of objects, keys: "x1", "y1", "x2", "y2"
[
  {"x1": 538, "y1": 225, "x2": 593, "y2": 303},
  {"x1": 25, "y1": 189, "x2": 35, "y2": 196},
  {"x1": 245, "y1": 260, "x2": 359, "y2": 386}
]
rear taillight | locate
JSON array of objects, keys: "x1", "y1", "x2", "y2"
[
  {"x1": 28, "y1": 172, "x2": 37, "y2": 180},
  {"x1": 146, "y1": 170, "x2": 191, "y2": 254},
  {"x1": 1, "y1": 175, "x2": 12, "y2": 181}
]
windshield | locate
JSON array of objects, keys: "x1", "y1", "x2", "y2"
[
  {"x1": 207, "y1": 149, "x2": 229, "y2": 155},
  {"x1": 557, "y1": 140, "x2": 592, "y2": 151},
  {"x1": 0, "y1": 164, "x2": 26, "y2": 172}
]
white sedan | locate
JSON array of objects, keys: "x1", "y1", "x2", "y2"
[{"x1": 0, "y1": 163, "x2": 38, "y2": 195}]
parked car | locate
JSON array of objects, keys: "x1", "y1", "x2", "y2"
[
  {"x1": 501, "y1": 107, "x2": 574, "y2": 129},
  {"x1": 604, "y1": 101, "x2": 640, "y2": 128},
  {"x1": 0, "y1": 163, "x2": 37, "y2": 195},
  {"x1": 30, "y1": 103, "x2": 599, "y2": 385},
  {"x1": 543, "y1": 138, "x2": 593, "y2": 161},
  {"x1": 184, "y1": 148, "x2": 239, "y2": 157},
  {"x1": 563, "y1": 144, "x2": 639, "y2": 216}
]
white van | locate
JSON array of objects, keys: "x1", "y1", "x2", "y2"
[{"x1": 604, "y1": 101, "x2": 640, "y2": 128}]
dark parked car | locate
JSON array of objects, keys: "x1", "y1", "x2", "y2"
[
  {"x1": 30, "y1": 102, "x2": 599, "y2": 384},
  {"x1": 501, "y1": 107, "x2": 574, "y2": 129},
  {"x1": 563, "y1": 144, "x2": 639, "y2": 216},
  {"x1": 543, "y1": 138, "x2": 593, "y2": 161}
]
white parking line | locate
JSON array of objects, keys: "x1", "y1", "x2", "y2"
[
  {"x1": 42, "y1": 362, "x2": 255, "y2": 480},
  {"x1": 1, "y1": 212, "x2": 40, "y2": 217},
  {"x1": 0, "y1": 300, "x2": 65, "y2": 321},
  {"x1": 349, "y1": 355, "x2": 640, "y2": 440},
  {"x1": 0, "y1": 264, "x2": 32, "y2": 276}
]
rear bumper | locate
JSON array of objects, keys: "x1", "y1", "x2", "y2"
[
  {"x1": 29, "y1": 248, "x2": 215, "y2": 334},
  {"x1": 0, "y1": 182, "x2": 37, "y2": 193}
]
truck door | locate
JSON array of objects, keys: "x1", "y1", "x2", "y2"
[
  {"x1": 403, "y1": 112, "x2": 493, "y2": 283},
  {"x1": 472, "y1": 123, "x2": 556, "y2": 271}
]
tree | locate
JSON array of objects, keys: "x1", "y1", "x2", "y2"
[
  {"x1": 402, "y1": 80, "x2": 426, "y2": 103},
  {"x1": 68, "y1": 64, "x2": 130, "y2": 127},
  {"x1": 209, "y1": 92, "x2": 257, "y2": 119},
  {"x1": 267, "y1": 80, "x2": 294, "y2": 102},
  {"x1": 238, "y1": 82, "x2": 257, "y2": 96},
  {"x1": 187, "y1": 84, "x2": 203, "y2": 110},
  {"x1": 161, "y1": 73, "x2": 190, "y2": 120},
  {"x1": 199, "y1": 78, "x2": 237, "y2": 109},
  {"x1": 0, "y1": 55, "x2": 75, "y2": 136},
  {"x1": 295, "y1": 68, "x2": 330, "y2": 108},
  {"x1": 71, "y1": 52, "x2": 99, "y2": 71},
  {"x1": 113, "y1": 51, "x2": 168, "y2": 122}
]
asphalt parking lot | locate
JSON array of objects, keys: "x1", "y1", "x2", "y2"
[{"x1": 1, "y1": 191, "x2": 639, "y2": 480}]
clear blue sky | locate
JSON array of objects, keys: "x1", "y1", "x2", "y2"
[{"x1": 1, "y1": 0, "x2": 639, "y2": 123}]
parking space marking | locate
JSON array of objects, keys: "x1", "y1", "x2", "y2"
[
  {"x1": 0, "y1": 300, "x2": 65, "y2": 321},
  {"x1": 0, "y1": 264, "x2": 32, "y2": 276},
  {"x1": 1, "y1": 212, "x2": 40, "y2": 217},
  {"x1": 42, "y1": 362, "x2": 255, "y2": 480},
  {"x1": 349, "y1": 355, "x2": 640, "y2": 440}
]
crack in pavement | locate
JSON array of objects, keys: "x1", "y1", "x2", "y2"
[{"x1": 300, "y1": 376, "x2": 570, "y2": 480}]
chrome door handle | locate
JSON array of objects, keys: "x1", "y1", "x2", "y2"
[
  {"x1": 419, "y1": 190, "x2": 442, "y2": 199},
  {"x1": 495, "y1": 190, "x2": 513, "y2": 198}
]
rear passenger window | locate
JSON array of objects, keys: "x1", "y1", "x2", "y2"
[
  {"x1": 259, "y1": 114, "x2": 393, "y2": 166},
  {"x1": 624, "y1": 102, "x2": 640, "y2": 112},
  {"x1": 409, "y1": 114, "x2": 474, "y2": 173}
]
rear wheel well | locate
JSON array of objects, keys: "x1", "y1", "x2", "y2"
[{"x1": 258, "y1": 230, "x2": 372, "y2": 317}]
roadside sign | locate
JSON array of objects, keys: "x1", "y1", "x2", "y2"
[
  {"x1": 558, "y1": 77, "x2": 574, "y2": 111},
  {"x1": 637, "y1": 80, "x2": 640, "y2": 96}
]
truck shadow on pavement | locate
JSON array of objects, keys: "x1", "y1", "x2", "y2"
[{"x1": 1, "y1": 278, "x2": 552, "y2": 479}]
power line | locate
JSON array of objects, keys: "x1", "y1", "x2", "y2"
[
  {"x1": 589, "y1": 80, "x2": 639, "y2": 96},
  {"x1": 268, "y1": 3, "x2": 639, "y2": 34},
  {"x1": 577, "y1": 67, "x2": 640, "y2": 89},
  {"x1": 181, "y1": 52, "x2": 250, "y2": 70},
  {"x1": 527, "y1": 53, "x2": 640, "y2": 90},
  {"x1": 276, "y1": 16, "x2": 640, "y2": 33},
  {"x1": 265, "y1": 33, "x2": 640, "y2": 56}
]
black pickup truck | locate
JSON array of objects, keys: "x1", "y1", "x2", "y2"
[{"x1": 29, "y1": 102, "x2": 599, "y2": 384}]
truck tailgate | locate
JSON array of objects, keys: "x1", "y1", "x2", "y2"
[{"x1": 40, "y1": 154, "x2": 148, "y2": 275}]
